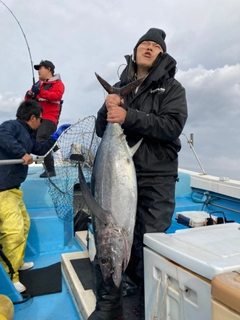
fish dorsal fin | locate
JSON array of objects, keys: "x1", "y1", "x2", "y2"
[{"x1": 130, "y1": 138, "x2": 142, "y2": 157}]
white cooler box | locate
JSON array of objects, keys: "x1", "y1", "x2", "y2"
[{"x1": 144, "y1": 223, "x2": 240, "y2": 320}]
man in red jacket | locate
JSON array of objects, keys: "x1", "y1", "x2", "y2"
[{"x1": 25, "y1": 60, "x2": 65, "y2": 177}]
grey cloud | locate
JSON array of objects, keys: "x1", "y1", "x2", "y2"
[{"x1": 0, "y1": 0, "x2": 240, "y2": 180}]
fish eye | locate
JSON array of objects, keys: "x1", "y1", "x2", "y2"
[{"x1": 100, "y1": 258, "x2": 108, "y2": 265}]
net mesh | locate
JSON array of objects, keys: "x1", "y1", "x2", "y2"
[{"x1": 43, "y1": 115, "x2": 101, "y2": 221}]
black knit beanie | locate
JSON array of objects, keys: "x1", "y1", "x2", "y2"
[{"x1": 134, "y1": 28, "x2": 167, "y2": 59}]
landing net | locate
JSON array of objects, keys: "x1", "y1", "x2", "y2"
[{"x1": 44, "y1": 115, "x2": 101, "y2": 221}]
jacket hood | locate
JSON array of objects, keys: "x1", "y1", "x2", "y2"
[
  {"x1": 47, "y1": 73, "x2": 62, "y2": 82},
  {"x1": 120, "y1": 53, "x2": 177, "y2": 84}
]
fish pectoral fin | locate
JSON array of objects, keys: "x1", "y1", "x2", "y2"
[
  {"x1": 78, "y1": 162, "x2": 110, "y2": 225},
  {"x1": 130, "y1": 138, "x2": 143, "y2": 157}
]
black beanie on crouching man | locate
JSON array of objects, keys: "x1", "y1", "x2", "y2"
[{"x1": 134, "y1": 28, "x2": 167, "y2": 59}]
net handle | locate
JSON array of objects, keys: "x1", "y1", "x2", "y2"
[{"x1": 0, "y1": 157, "x2": 44, "y2": 166}]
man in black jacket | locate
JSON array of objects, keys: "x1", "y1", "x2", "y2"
[
  {"x1": 0, "y1": 100, "x2": 70, "y2": 293},
  {"x1": 89, "y1": 28, "x2": 188, "y2": 320}
]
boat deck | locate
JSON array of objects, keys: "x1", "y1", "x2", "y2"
[
  {"x1": 14, "y1": 249, "x2": 81, "y2": 320},
  {"x1": 1, "y1": 167, "x2": 239, "y2": 320}
]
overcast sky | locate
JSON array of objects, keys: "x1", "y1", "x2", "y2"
[{"x1": 0, "y1": 0, "x2": 240, "y2": 180}]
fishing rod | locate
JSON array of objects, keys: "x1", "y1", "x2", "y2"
[{"x1": 0, "y1": 0, "x2": 35, "y2": 85}]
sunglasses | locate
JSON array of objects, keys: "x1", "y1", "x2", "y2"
[{"x1": 33, "y1": 115, "x2": 42, "y2": 123}]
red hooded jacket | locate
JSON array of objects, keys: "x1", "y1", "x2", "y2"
[{"x1": 25, "y1": 74, "x2": 65, "y2": 124}]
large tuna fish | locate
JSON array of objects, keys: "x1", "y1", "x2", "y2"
[{"x1": 77, "y1": 74, "x2": 143, "y2": 288}]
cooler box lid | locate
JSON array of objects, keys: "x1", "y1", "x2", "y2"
[
  {"x1": 211, "y1": 272, "x2": 240, "y2": 314},
  {"x1": 144, "y1": 223, "x2": 240, "y2": 280}
]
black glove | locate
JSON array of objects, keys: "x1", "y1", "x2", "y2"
[
  {"x1": 31, "y1": 84, "x2": 40, "y2": 95},
  {"x1": 25, "y1": 90, "x2": 34, "y2": 98}
]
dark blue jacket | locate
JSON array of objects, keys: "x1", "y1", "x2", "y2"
[
  {"x1": 0, "y1": 119, "x2": 55, "y2": 191},
  {"x1": 96, "y1": 53, "x2": 188, "y2": 176}
]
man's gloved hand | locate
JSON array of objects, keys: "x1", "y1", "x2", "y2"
[
  {"x1": 51, "y1": 124, "x2": 71, "y2": 141},
  {"x1": 25, "y1": 90, "x2": 34, "y2": 98},
  {"x1": 31, "y1": 84, "x2": 40, "y2": 95}
]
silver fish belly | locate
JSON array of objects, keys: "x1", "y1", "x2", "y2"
[{"x1": 92, "y1": 122, "x2": 137, "y2": 288}]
